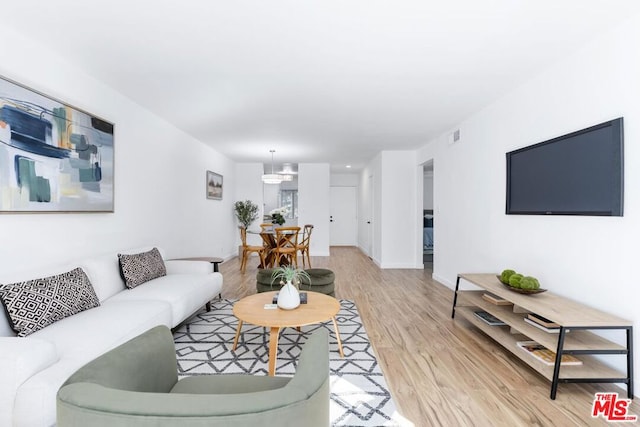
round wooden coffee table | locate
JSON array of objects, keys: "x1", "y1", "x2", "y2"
[{"x1": 232, "y1": 291, "x2": 344, "y2": 376}]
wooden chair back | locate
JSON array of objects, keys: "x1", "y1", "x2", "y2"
[
  {"x1": 275, "y1": 227, "x2": 300, "y2": 250},
  {"x1": 239, "y1": 227, "x2": 248, "y2": 247},
  {"x1": 239, "y1": 227, "x2": 267, "y2": 273},
  {"x1": 260, "y1": 223, "x2": 274, "y2": 232},
  {"x1": 299, "y1": 224, "x2": 314, "y2": 248}
]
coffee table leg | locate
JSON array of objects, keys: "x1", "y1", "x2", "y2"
[
  {"x1": 232, "y1": 320, "x2": 243, "y2": 351},
  {"x1": 331, "y1": 317, "x2": 344, "y2": 358},
  {"x1": 268, "y1": 326, "x2": 281, "y2": 376}
]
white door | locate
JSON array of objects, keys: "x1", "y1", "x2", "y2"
[{"x1": 330, "y1": 186, "x2": 357, "y2": 246}]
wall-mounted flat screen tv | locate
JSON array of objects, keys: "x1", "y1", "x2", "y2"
[{"x1": 506, "y1": 118, "x2": 623, "y2": 216}]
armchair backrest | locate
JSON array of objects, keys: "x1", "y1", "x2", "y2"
[
  {"x1": 61, "y1": 325, "x2": 178, "y2": 394},
  {"x1": 57, "y1": 327, "x2": 330, "y2": 427}
]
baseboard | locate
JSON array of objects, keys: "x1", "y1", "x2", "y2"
[
  {"x1": 432, "y1": 272, "x2": 454, "y2": 290},
  {"x1": 310, "y1": 251, "x2": 331, "y2": 257},
  {"x1": 222, "y1": 253, "x2": 238, "y2": 262},
  {"x1": 378, "y1": 262, "x2": 423, "y2": 269}
]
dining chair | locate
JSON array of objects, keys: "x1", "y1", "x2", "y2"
[
  {"x1": 239, "y1": 227, "x2": 266, "y2": 273},
  {"x1": 296, "y1": 224, "x2": 314, "y2": 268},
  {"x1": 260, "y1": 222, "x2": 274, "y2": 232},
  {"x1": 272, "y1": 226, "x2": 300, "y2": 267}
]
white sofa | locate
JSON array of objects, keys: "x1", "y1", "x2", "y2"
[{"x1": 0, "y1": 247, "x2": 223, "y2": 427}]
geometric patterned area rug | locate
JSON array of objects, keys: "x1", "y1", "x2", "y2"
[{"x1": 173, "y1": 299, "x2": 410, "y2": 426}]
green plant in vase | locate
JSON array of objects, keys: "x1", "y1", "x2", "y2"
[
  {"x1": 270, "y1": 266, "x2": 310, "y2": 310},
  {"x1": 270, "y1": 266, "x2": 311, "y2": 289},
  {"x1": 234, "y1": 200, "x2": 259, "y2": 229}
]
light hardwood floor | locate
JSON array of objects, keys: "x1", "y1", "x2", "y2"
[{"x1": 219, "y1": 247, "x2": 637, "y2": 427}]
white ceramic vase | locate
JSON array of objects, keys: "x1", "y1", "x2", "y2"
[{"x1": 277, "y1": 281, "x2": 300, "y2": 310}]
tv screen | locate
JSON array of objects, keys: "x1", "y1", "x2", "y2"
[{"x1": 506, "y1": 118, "x2": 623, "y2": 216}]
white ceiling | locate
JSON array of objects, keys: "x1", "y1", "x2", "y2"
[{"x1": 4, "y1": 1, "x2": 639, "y2": 171}]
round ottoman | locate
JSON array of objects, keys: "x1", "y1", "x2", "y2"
[{"x1": 256, "y1": 268, "x2": 335, "y2": 297}]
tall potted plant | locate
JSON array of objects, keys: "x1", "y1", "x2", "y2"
[{"x1": 234, "y1": 200, "x2": 259, "y2": 229}]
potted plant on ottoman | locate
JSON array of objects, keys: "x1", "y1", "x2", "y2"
[{"x1": 271, "y1": 266, "x2": 311, "y2": 310}]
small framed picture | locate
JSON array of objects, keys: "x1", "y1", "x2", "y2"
[{"x1": 206, "y1": 171, "x2": 223, "y2": 200}]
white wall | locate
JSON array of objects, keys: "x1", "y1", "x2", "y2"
[
  {"x1": 234, "y1": 163, "x2": 264, "y2": 224},
  {"x1": 358, "y1": 152, "x2": 420, "y2": 268},
  {"x1": 234, "y1": 163, "x2": 264, "y2": 246},
  {"x1": 298, "y1": 163, "x2": 330, "y2": 256},
  {"x1": 417, "y1": 14, "x2": 640, "y2": 386},
  {"x1": 0, "y1": 25, "x2": 238, "y2": 275},
  {"x1": 330, "y1": 173, "x2": 359, "y2": 186},
  {"x1": 379, "y1": 151, "x2": 420, "y2": 268},
  {"x1": 358, "y1": 155, "x2": 381, "y2": 261}
]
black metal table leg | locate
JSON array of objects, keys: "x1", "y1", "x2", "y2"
[
  {"x1": 627, "y1": 326, "x2": 634, "y2": 399},
  {"x1": 550, "y1": 327, "x2": 568, "y2": 399},
  {"x1": 451, "y1": 275, "x2": 461, "y2": 319}
]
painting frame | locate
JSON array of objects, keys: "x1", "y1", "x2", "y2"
[
  {"x1": 0, "y1": 74, "x2": 115, "y2": 213},
  {"x1": 206, "y1": 170, "x2": 223, "y2": 200}
]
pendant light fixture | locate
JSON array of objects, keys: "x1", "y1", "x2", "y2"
[{"x1": 262, "y1": 150, "x2": 284, "y2": 184}]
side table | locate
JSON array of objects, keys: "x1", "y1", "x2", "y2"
[{"x1": 173, "y1": 256, "x2": 223, "y2": 272}]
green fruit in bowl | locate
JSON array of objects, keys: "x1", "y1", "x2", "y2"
[
  {"x1": 500, "y1": 269, "x2": 516, "y2": 283},
  {"x1": 508, "y1": 273, "x2": 524, "y2": 288},
  {"x1": 520, "y1": 276, "x2": 540, "y2": 290}
]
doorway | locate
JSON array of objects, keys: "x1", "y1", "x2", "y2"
[
  {"x1": 423, "y1": 161, "x2": 434, "y2": 270},
  {"x1": 329, "y1": 186, "x2": 357, "y2": 246}
]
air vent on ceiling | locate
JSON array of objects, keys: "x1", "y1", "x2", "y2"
[{"x1": 448, "y1": 129, "x2": 461, "y2": 144}]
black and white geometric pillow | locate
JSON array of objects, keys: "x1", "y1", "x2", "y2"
[
  {"x1": 118, "y1": 247, "x2": 167, "y2": 289},
  {"x1": 0, "y1": 267, "x2": 100, "y2": 337}
]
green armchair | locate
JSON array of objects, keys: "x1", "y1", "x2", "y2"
[{"x1": 57, "y1": 326, "x2": 329, "y2": 426}]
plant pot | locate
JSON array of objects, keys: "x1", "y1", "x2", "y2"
[{"x1": 277, "y1": 281, "x2": 300, "y2": 310}]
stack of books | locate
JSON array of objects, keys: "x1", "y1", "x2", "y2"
[
  {"x1": 482, "y1": 292, "x2": 512, "y2": 306},
  {"x1": 524, "y1": 313, "x2": 560, "y2": 333},
  {"x1": 272, "y1": 292, "x2": 307, "y2": 304},
  {"x1": 473, "y1": 310, "x2": 506, "y2": 326},
  {"x1": 516, "y1": 341, "x2": 582, "y2": 366}
]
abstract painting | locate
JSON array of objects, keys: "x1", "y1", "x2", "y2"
[
  {"x1": 206, "y1": 171, "x2": 222, "y2": 200},
  {"x1": 0, "y1": 76, "x2": 114, "y2": 213}
]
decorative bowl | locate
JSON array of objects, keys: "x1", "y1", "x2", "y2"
[{"x1": 495, "y1": 275, "x2": 547, "y2": 294}]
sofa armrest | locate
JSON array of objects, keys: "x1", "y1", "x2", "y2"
[
  {"x1": 0, "y1": 337, "x2": 58, "y2": 426},
  {"x1": 164, "y1": 260, "x2": 215, "y2": 275}
]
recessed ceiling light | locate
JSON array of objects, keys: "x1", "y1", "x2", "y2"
[{"x1": 346, "y1": 165, "x2": 352, "y2": 168}]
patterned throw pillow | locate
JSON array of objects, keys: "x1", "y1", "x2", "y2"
[
  {"x1": 0, "y1": 268, "x2": 100, "y2": 337},
  {"x1": 118, "y1": 247, "x2": 167, "y2": 289}
]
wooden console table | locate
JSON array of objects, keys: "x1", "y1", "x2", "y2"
[{"x1": 451, "y1": 273, "x2": 634, "y2": 400}]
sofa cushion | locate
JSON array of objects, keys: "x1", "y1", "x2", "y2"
[
  {"x1": 30, "y1": 299, "x2": 171, "y2": 360},
  {"x1": 0, "y1": 337, "x2": 59, "y2": 427},
  {"x1": 13, "y1": 299, "x2": 172, "y2": 427},
  {"x1": 106, "y1": 274, "x2": 220, "y2": 327},
  {"x1": 81, "y1": 253, "x2": 127, "y2": 302},
  {"x1": 118, "y1": 248, "x2": 167, "y2": 289},
  {"x1": 0, "y1": 268, "x2": 100, "y2": 337}
]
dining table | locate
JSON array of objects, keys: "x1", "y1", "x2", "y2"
[{"x1": 247, "y1": 229, "x2": 295, "y2": 268}]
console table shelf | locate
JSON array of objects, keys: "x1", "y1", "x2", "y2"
[{"x1": 452, "y1": 273, "x2": 634, "y2": 399}]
